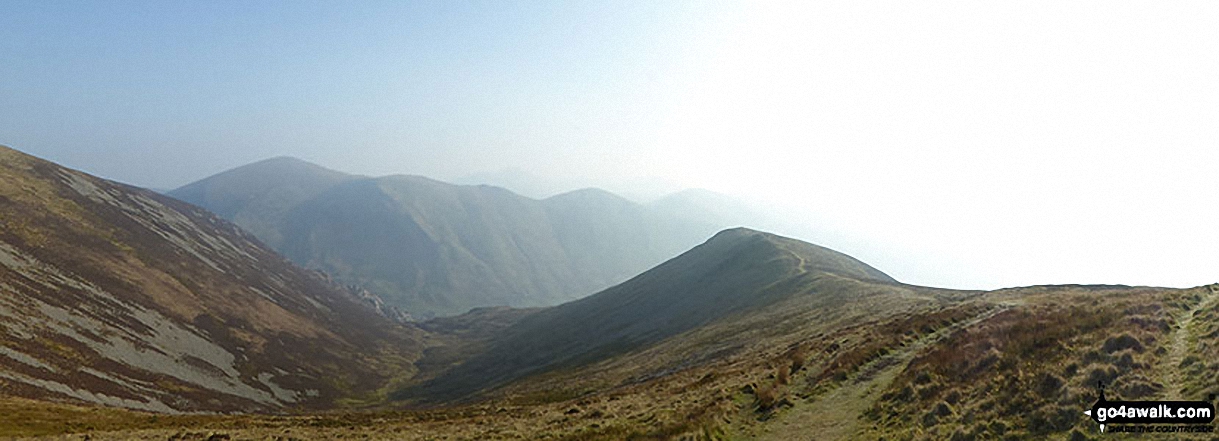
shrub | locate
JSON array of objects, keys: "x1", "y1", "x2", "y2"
[
  {"x1": 945, "y1": 389, "x2": 961, "y2": 405},
  {"x1": 932, "y1": 401, "x2": 954, "y2": 417},
  {"x1": 1120, "y1": 380, "x2": 1158, "y2": 399},
  {"x1": 921, "y1": 412, "x2": 938, "y2": 427},
  {"x1": 1115, "y1": 351, "x2": 1136, "y2": 370},
  {"x1": 1102, "y1": 334, "x2": 1143, "y2": 353},
  {"x1": 1063, "y1": 362, "x2": 1079, "y2": 377},
  {"x1": 1067, "y1": 428, "x2": 1090, "y2": 441},
  {"x1": 1035, "y1": 372, "x2": 1064, "y2": 396},
  {"x1": 1084, "y1": 365, "x2": 1118, "y2": 388},
  {"x1": 755, "y1": 384, "x2": 779, "y2": 411},
  {"x1": 988, "y1": 421, "x2": 1007, "y2": 435},
  {"x1": 949, "y1": 428, "x2": 975, "y2": 441},
  {"x1": 788, "y1": 344, "x2": 809, "y2": 372},
  {"x1": 776, "y1": 365, "x2": 791, "y2": 386}
]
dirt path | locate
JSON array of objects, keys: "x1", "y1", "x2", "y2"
[
  {"x1": 780, "y1": 244, "x2": 809, "y2": 275},
  {"x1": 747, "y1": 303, "x2": 1012, "y2": 441},
  {"x1": 1159, "y1": 285, "x2": 1219, "y2": 399}
]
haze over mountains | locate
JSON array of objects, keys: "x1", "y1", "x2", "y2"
[
  {"x1": 170, "y1": 157, "x2": 737, "y2": 318},
  {"x1": 453, "y1": 168, "x2": 688, "y2": 203}
]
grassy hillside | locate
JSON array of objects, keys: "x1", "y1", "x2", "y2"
[
  {"x1": 0, "y1": 146, "x2": 425, "y2": 413},
  {"x1": 400, "y1": 228, "x2": 899, "y2": 403}
]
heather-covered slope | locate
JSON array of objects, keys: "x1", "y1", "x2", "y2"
[{"x1": 0, "y1": 146, "x2": 425, "y2": 413}]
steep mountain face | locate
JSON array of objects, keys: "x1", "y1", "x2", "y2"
[
  {"x1": 403, "y1": 228, "x2": 900, "y2": 401},
  {"x1": 0, "y1": 147, "x2": 424, "y2": 413},
  {"x1": 170, "y1": 160, "x2": 724, "y2": 318}
]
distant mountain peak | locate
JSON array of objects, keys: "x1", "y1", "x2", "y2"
[
  {"x1": 222, "y1": 155, "x2": 344, "y2": 176},
  {"x1": 253, "y1": 155, "x2": 312, "y2": 165},
  {"x1": 656, "y1": 187, "x2": 735, "y2": 200},
  {"x1": 544, "y1": 187, "x2": 635, "y2": 206},
  {"x1": 168, "y1": 156, "x2": 357, "y2": 248},
  {"x1": 549, "y1": 187, "x2": 621, "y2": 198},
  {"x1": 708, "y1": 226, "x2": 763, "y2": 239}
]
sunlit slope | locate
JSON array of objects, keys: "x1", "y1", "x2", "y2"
[
  {"x1": 171, "y1": 159, "x2": 725, "y2": 317},
  {"x1": 402, "y1": 227, "x2": 899, "y2": 402},
  {"x1": 0, "y1": 146, "x2": 424, "y2": 412}
]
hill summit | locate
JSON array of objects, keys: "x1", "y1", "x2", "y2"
[{"x1": 404, "y1": 227, "x2": 896, "y2": 401}]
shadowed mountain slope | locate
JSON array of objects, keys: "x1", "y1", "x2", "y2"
[
  {"x1": 401, "y1": 227, "x2": 898, "y2": 402},
  {"x1": 170, "y1": 160, "x2": 724, "y2": 317},
  {"x1": 0, "y1": 146, "x2": 425, "y2": 413}
]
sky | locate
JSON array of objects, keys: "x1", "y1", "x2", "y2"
[{"x1": 2, "y1": 1, "x2": 1216, "y2": 290}]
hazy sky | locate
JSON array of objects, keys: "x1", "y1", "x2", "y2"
[{"x1": 2, "y1": 1, "x2": 1216, "y2": 290}]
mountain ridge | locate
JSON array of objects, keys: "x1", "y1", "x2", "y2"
[
  {"x1": 401, "y1": 227, "x2": 898, "y2": 402},
  {"x1": 169, "y1": 158, "x2": 732, "y2": 317}
]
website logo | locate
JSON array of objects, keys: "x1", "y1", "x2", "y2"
[{"x1": 1084, "y1": 381, "x2": 1215, "y2": 433}]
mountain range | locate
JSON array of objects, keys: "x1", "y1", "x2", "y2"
[{"x1": 170, "y1": 157, "x2": 732, "y2": 318}]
